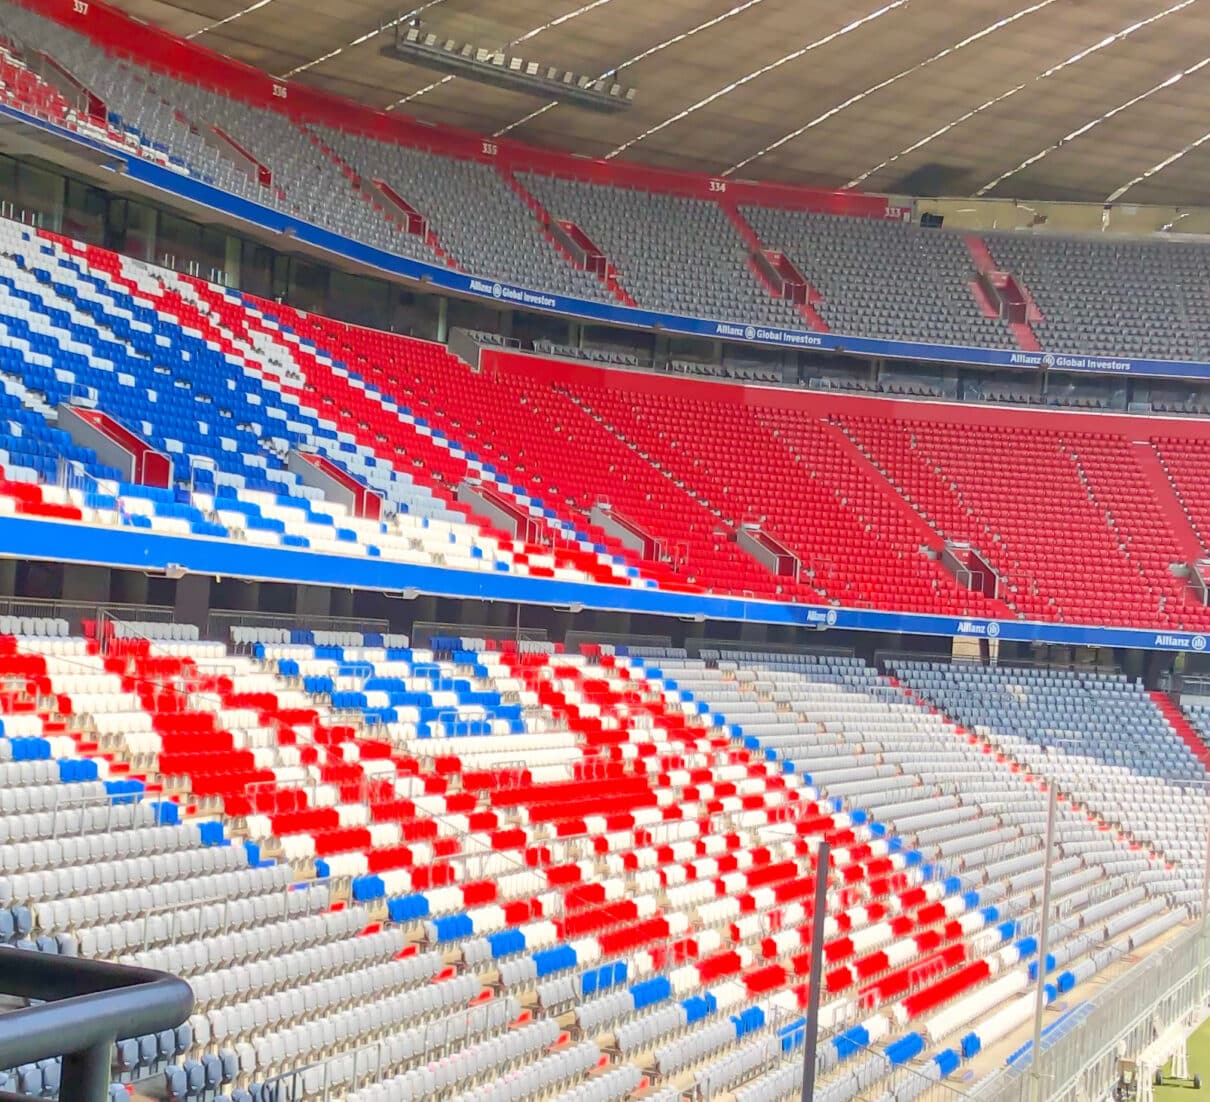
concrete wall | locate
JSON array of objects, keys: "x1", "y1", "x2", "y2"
[
  {"x1": 57, "y1": 404, "x2": 134, "y2": 483},
  {"x1": 917, "y1": 196, "x2": 1210, "y2": 239},
  {"x1": 286, "y1": 451, "x2": 356, "y2": 513}
]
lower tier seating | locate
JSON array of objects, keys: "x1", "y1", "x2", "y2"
[
  {"x1": 0, "y1": 624, "x2": 1193, "y2": 1101},
  {"x1": 889, "y1": 661, "x2": 1208, "y2": 883}
]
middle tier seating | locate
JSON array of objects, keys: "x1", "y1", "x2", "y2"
[
  {"x1": 839, "y1": 415, "x2": 1210, "y2": 629},
  {"x1": 556, "y1": 381, "x2": 1006, "y2": 615},
  {"x1": 4, "y1": 223, "x2": 1210, "y2": 627},
  {"x1": 0, "y1": 221, "x2": 649, "y2": 590}
]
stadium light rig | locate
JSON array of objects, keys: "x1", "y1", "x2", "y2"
[{"x1": 384, "y1": 23, "x2": 636, "y2": 113}]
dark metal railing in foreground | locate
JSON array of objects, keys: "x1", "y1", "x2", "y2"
[{"x1": 0, "y1": 952, "x2": 192, "y2": 1102}]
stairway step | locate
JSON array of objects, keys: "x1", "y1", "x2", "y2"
[{"x1": 1149, "y1": 691, "x2": 1210, "y2": 768}]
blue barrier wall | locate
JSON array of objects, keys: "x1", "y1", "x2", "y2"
[{"x1": 2, "y1": 514, "x2": 1206, "y2": 652}]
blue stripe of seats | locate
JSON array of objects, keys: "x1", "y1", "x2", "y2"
[
  {"x1": 681, "y1": 992, "x2": 717, "y2": 1025},
  {"x1": 387, "y1": 895, "x2": 429, "y2": 923},
  {"x1": 533, "y1": 945, "x2": 577, "y2": 978},
  {"x1": 488, "y1": 929, "x2": 526, "y2": 959},
  {"x1": 833, "y1": 1025, "x2": 869, "y2": 1061},
  {"x1": 57, "y1": 759, "x2": 99, "y2": 782},
  {"x1": 432, "y1": 914, "x2": 473, "y2": 942},
  {"x1": 629, "y1": 976, "x2": 670, "y2": 1010},
  {"x1": 1028, "y1": 952, "x2": 1057, "y2": 981},
  {"x1": 934, "y1": 1049, "x2": 961, "y2": 1077},
  {"x1": 885, "y1": 1032, "x2": 925, "y2": 1067},
  {"x1": 731, "y1": 1006, "x2": 765, "y2": 1039},
  {"x1": 580, "y1": 960, "x2": 626, "y2": 996}
]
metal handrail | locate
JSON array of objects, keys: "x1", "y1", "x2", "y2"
[
  {"x1": 411, "y1": 621, "x2": 548, "y2": 647},
  {"x1": 0, "y1": 953, "x2": 192, "y2": 1102},
  {"x1": 209, "y1": 608, "x2": 391, "y2": 641},
  {"x1": 874, "y1": 649, "x2": 1124, "y2": 675}
]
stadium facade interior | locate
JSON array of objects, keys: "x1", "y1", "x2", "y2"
[{"x1": 0, "y1": 1, "x2": 1207, "y2": 1100}]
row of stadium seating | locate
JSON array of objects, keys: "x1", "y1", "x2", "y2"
[
  {"x1": 889, "y1": 662, "x2": 1209, "y2": 869},
  {"x1": 834, "y1": 417, "x2": 1209, "y2": 626},
  {"x1": 3, "y1": 222, "x2": 1210, "y2": 626},
  {"x1": 0, "y1": 4, "x2": 1208, "y2": 361},
  {"x1": 0, "y1": 220, "x2": 667, "y2": 593},
  {"x1": 0, "y1": 622, "x2": 1198, "y2": 1100}
]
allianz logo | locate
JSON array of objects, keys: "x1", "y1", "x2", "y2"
[
  {"x1": 1156, "y1": 633, "x2": 1207, "y2": 650},
  {"x1": 957, "y1": 621, "x2": 1001, "y2": 637}
]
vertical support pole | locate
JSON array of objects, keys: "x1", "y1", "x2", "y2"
[
  {"x1": 223, "y1": 232, "x2": 240, "y2": 289},
  {"x1": 801, "y1": 840, "x2": 830, "y2": 1102},
  {"x1": 1200, "y1": 783, "x2": 1210, "y2": 1001},
  {"x1": 59, "y1": 1041, "x2": 111, "y2": 1102},
  {"x1": 1029, "y1": 782, "x2": 1058, "y2": 1102}
]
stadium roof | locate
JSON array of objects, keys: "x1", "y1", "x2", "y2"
[{"x1": 113, "y1": 0, "x2": 1210, "y2": 205}]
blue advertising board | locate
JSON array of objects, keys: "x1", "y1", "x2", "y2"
[
  {"x1": 0, "y1": 514, "x2": 1204, "y2": 653},
  {"x1": 7, "y1": 103, "x2": 1210, "y2": 382}
]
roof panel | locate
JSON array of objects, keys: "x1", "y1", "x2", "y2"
[{"x1": 103, "y1": 0, "x2": 1210, "y2": 203}]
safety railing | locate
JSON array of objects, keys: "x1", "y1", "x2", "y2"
[
  {"x1": 207, "y1": 608, "x2": 391, "y2": 644},
  {"x1": 0, "y1": 952, "x2": 192, "y2": 1102},
  {"x1": 0, "y1": 598, "x2": 175, "y2": 635},
  {"x1": 965, "y1": 923, "x2": 1210, "y2": 1102},
  {"x1": 874, "y1": 648, "x2": 1124, "y2": 675},
  {"x1": 694, "y1": 639, "x2": 856, "y2": 662},
  {"x1": 411, "y1": 621, "x2": 549, "y2": 648}
]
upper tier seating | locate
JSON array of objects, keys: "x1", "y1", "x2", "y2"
[
  {"x1": 739, "y1": 208, "x2": 1011, "y2": 347},
  {"x1": 3, "y1": 2, "x2": 1210, "y2": 363},
  {"x1": 986, "y1": 233, "x2": 1210, "y2": 361},
  {"x1": 0, "y1": 628, "x2": 1190, "y2": 1102},
  {"x1": 519, "y1": 174, "x2": 803, "y2": 327},
  {"x1": 0, "y1": 8, "x2": 426, "y2": 259},
  {"x1": 0, "y1": 8, "x2": 260, "y2": 187},
  {"x1": 316, "y1": 128, "x2": 608, "y2": 300},
  {"x1": 157, "y1": 82, "x2": 413, "y2": 258},
  {"x1": 0, "y1": 31, "x2": 74, "y2": 128}
]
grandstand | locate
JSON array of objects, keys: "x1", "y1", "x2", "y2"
[{"x1": 0, "y1": 0, "x2": 1205, "y2": 1099}]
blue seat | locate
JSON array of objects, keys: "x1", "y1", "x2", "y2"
[
  {"x1": 165, "y1": 1064, "x2": 187, "y2": 1100},
  {"x1": 17, "y1": 1065, "x2": 41, "y2": 1096}
]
